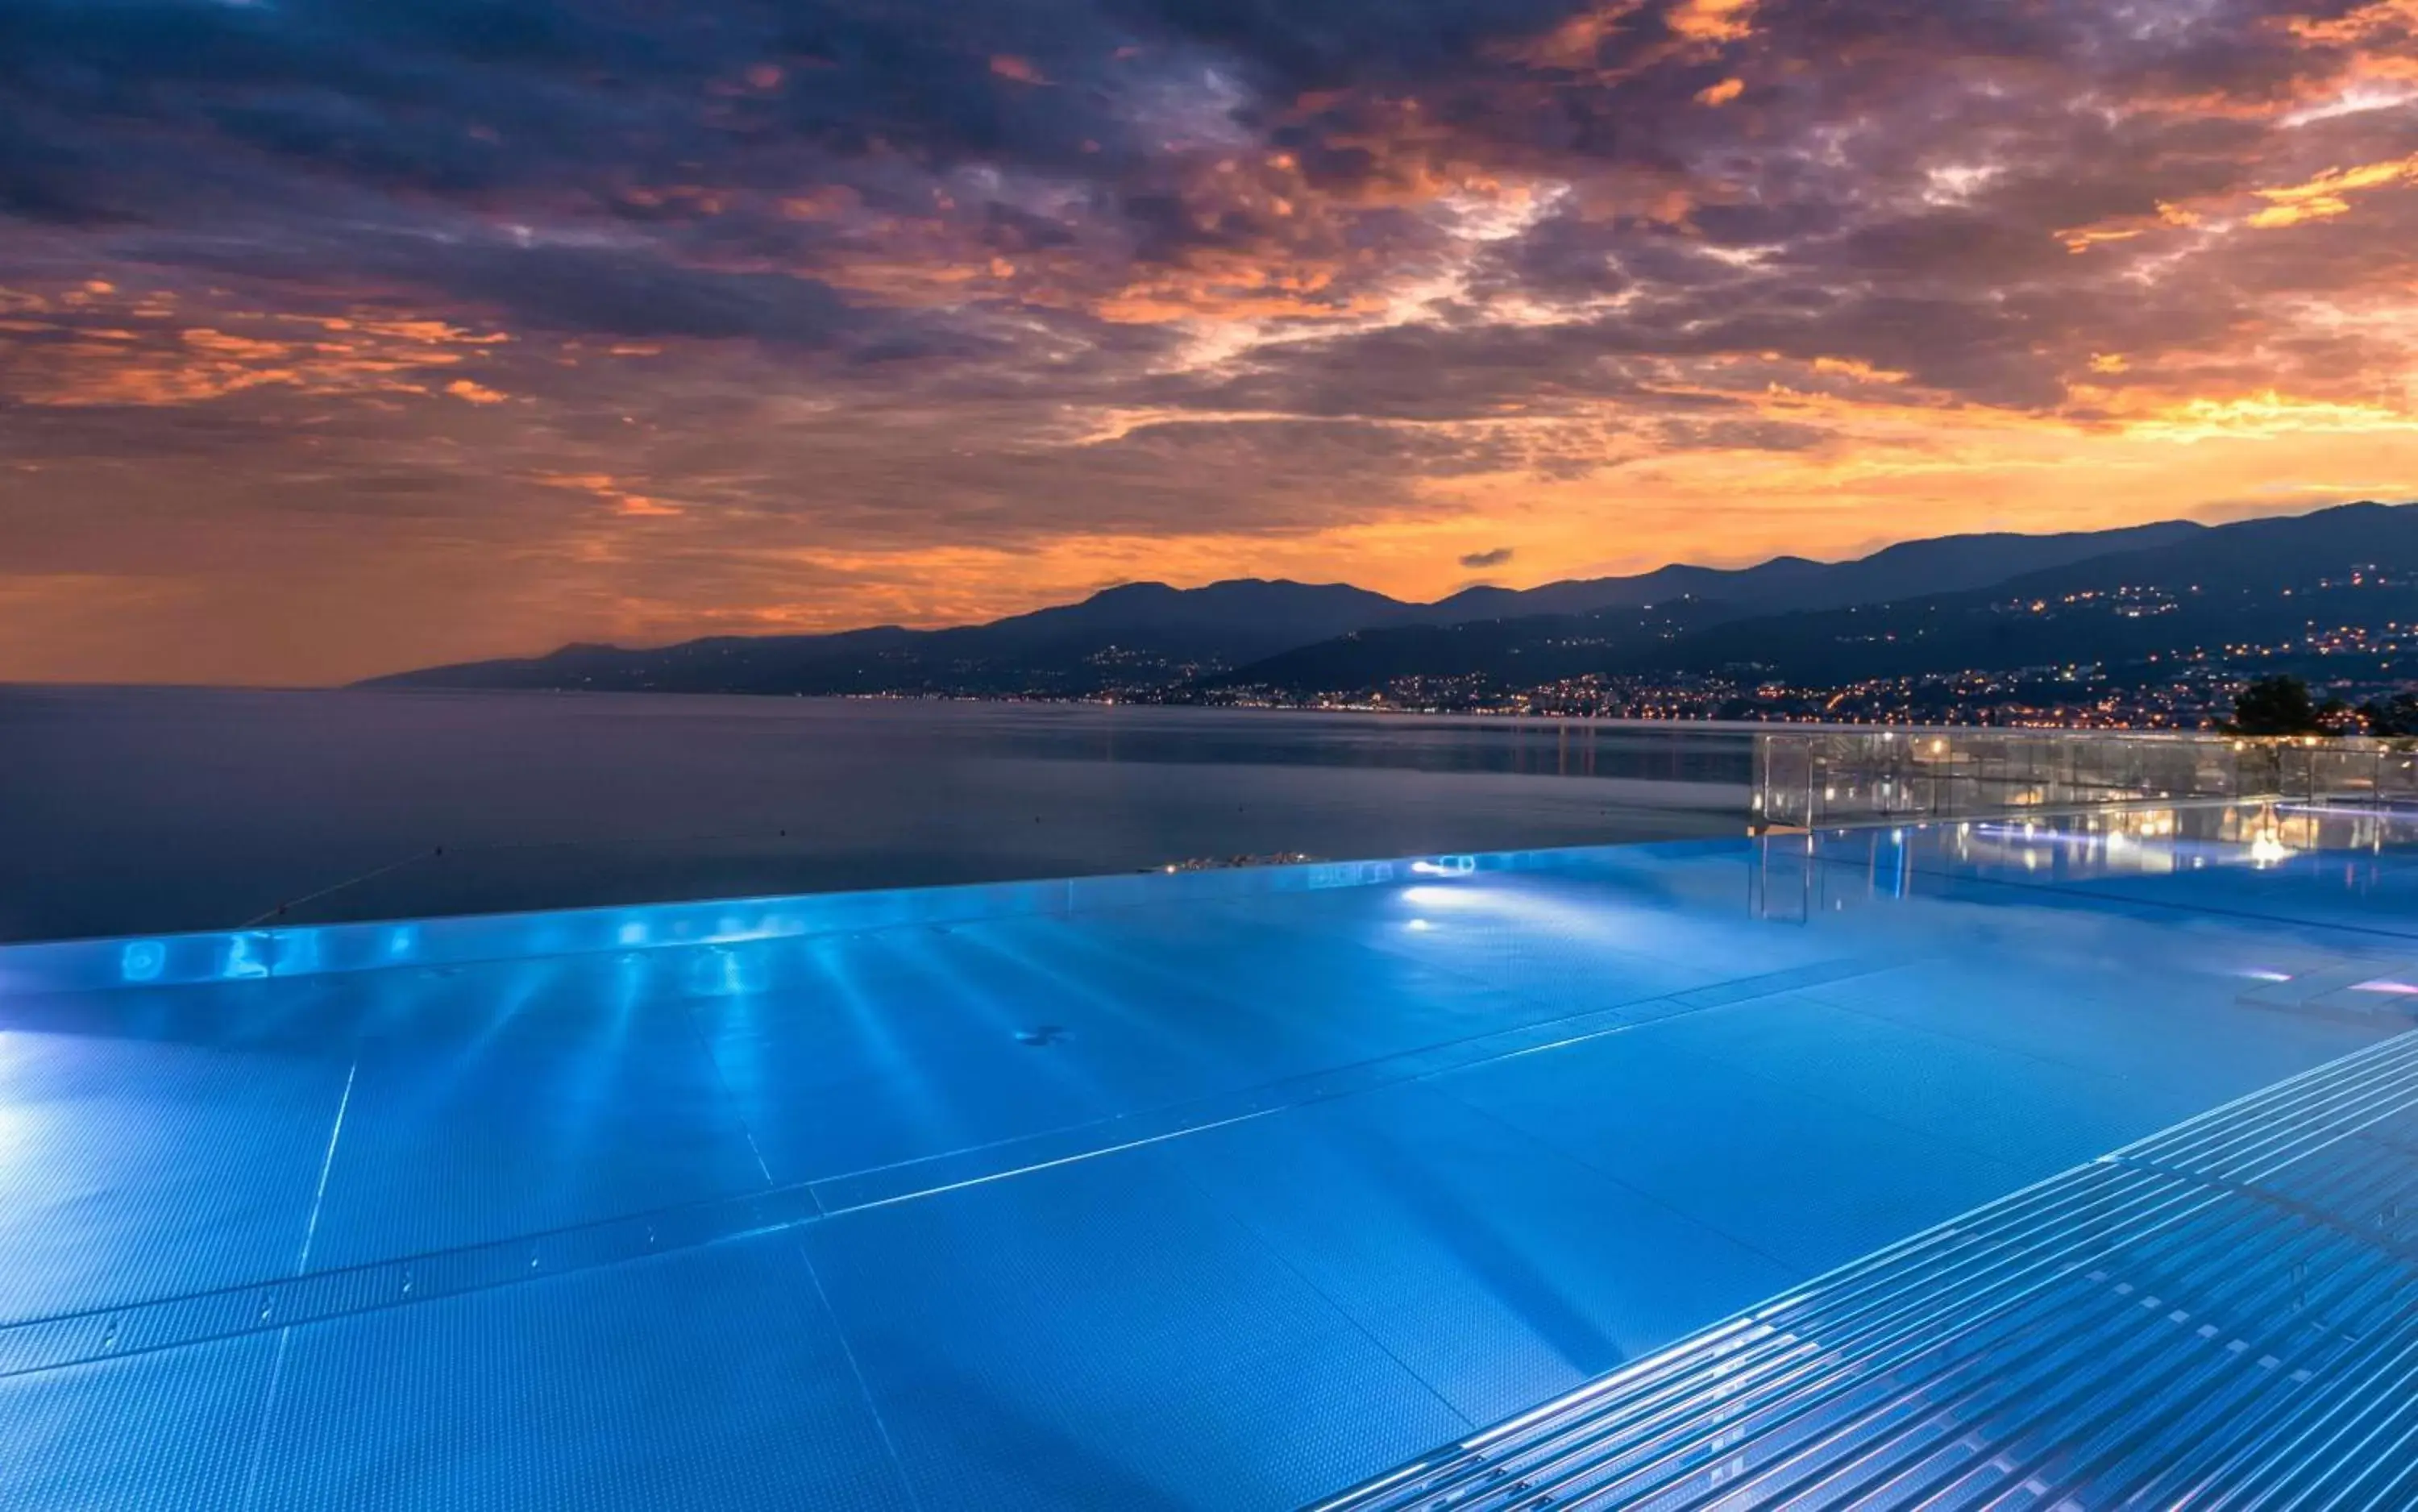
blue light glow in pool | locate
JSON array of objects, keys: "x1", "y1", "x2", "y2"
[{"x1": 2, "y1": 803, "x2": 2415, "y2": 1509}]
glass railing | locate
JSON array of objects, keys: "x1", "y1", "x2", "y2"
[
  {"x1": 1748, "y1": 729, "x2": 2418, "y2": 829},
  {"x1": 2281, "y1": 740, "x2": 2418, "y2": 807}
]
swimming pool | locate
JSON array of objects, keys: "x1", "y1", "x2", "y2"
[{"x1": 2, "y1": 803, "x2": 2413, "y2": 1508}]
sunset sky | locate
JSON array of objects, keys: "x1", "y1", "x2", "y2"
[{"x1": 5, "y1": 0, "x2": 2417, "y2": 683}]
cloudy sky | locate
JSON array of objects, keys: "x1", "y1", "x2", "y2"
[{"x1": 5, "y1": 0, "x2": 2416, "y2": 683}]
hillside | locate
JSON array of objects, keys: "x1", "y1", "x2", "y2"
[
  {"x1": 1221, "y1": 501, "x2": 2418, "y2": 696},
  {"x1": 364, "y1": 514, "x2": 2233, "y2": 696}
]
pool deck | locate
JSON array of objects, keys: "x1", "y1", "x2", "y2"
[{"x1": 2, "y1": 805, "x2": 2415, "y2": 1509}]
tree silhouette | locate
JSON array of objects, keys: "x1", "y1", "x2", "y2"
[
  {"x1": 2358, "y1": 692, "x2": 2418, "y2": 737},
  {"x1": 2225, "y1": 675, "x2": 2322, "y2": 736}
]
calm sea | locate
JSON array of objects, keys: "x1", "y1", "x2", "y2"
[{"x1": 0, "y1": 687, "x2": 1751, "y2": 942}]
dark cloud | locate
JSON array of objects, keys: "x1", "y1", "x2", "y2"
[
  {"x1": 0, "y1": 112, "x2": 116, "y2": 224},
  {"x1": 1123, "y1": 0, "x2": 1582, "y2": 88},
  {"x1": 1459, "y1": 545, "x2": 1514, "y2": 567},
  {"x1": 393, "y1": 243, "x2": 871, "y2": 347}
]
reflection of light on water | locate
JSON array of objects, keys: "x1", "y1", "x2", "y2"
[
  {"x1": 2239, "y1": 969, "x2": 2294, "y2": 982},
  {"x1": 277, "y1": 930, "x2": 321, "y2": 977},
  {"x1": 222, "y1": 936, "x2": 269, "y2": 980},
  {"x1": 1402, "y1": 885, "x2": 1484, "y2": 911},
  {"x1": 2250, "y1": 832, "x2": 2294, "y2": 866},
  {"x1": 119, "y1": 940, "x2": 166, "y2": 982},
  {"x1": 2354, "y1": 979, "x2": 2418, "y2": 995},
  {"x1": 1406, "y1": 919, "x2": 1431, "y2": 932}
]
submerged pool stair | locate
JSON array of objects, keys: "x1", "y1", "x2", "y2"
[
  {"x1": 1315, "y1": 1030, "x2": 2418, "y2": 1510},
  {"x1": 2239, "y1": 960, "x2": 2418, "y2": 1024}
]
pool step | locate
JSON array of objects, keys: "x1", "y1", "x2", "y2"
[
  {"x1": 1312, "y1": 1030, "x2": 2418, "y2": 1512},
  {"x1": 2239, "y1": 959, "x2": 2418, "y2": 1021}
]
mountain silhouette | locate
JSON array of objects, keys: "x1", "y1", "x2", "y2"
[
  {"x1": 363, "y1": 505, "x2": 2399, "y2": 697},
  {"x1": 1221, "y1": 501, "x2": 2417, "y2": 695}
]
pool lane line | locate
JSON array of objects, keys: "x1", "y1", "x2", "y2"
[{"x1": 233, "y1": 1057, "x2": 357, "y2": 1512}]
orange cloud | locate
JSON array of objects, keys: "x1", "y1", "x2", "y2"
[
  {"x1": 2287, "y1": 0, "x2": 2418, "y2": 45},
  {"x1": 1504, "y1": 2, "x2": 1647, "y2": 70},
  {"x1": 2058, "y1": 225, "x2": 2146, "y2": 254},
  {"x1": 1091, "y1": 239, "x2": 1397, "y2": 322},
  {"x1": 534, "y1": 471, "x2": 687, "y2": 517},
  {"x1": 2246, "y1": 152, "x2": 2418, "y2": 228},
  {"x1": 2119, "y1": 390, "x2": 2418, "y2": 442},
  {"x1": 779, "y1": 185, "x2": 862, "y2": 220},
  {"x1": 807, "y1": 128, "x2": 1510, "y2": 326},
  {"x1": 0, "y1": 289, "x2": 511, "y2": 408},
  {"x1": 1668, "y1": 0, "x2": 1758, "y2": 44},
  {"x1": 1810, "y1": 357, "x2": 1909, "y2": 384}
]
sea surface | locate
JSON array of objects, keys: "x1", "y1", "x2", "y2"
[{"x1": 0, "y1": 686, "x2": 1751, "y2": 942}]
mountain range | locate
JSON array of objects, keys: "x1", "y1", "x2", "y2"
[{"x1": 363, "y1": 503, "x2": 2412, "y2": 699}]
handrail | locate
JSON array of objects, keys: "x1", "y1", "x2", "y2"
[{"x1": 1751, "y1": 729, "x2": 2418, "y2": 831}]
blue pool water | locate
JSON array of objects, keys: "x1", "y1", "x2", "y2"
[{"x1": 2, "y1": 804, "x2": 2415, "y2": 1508}]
